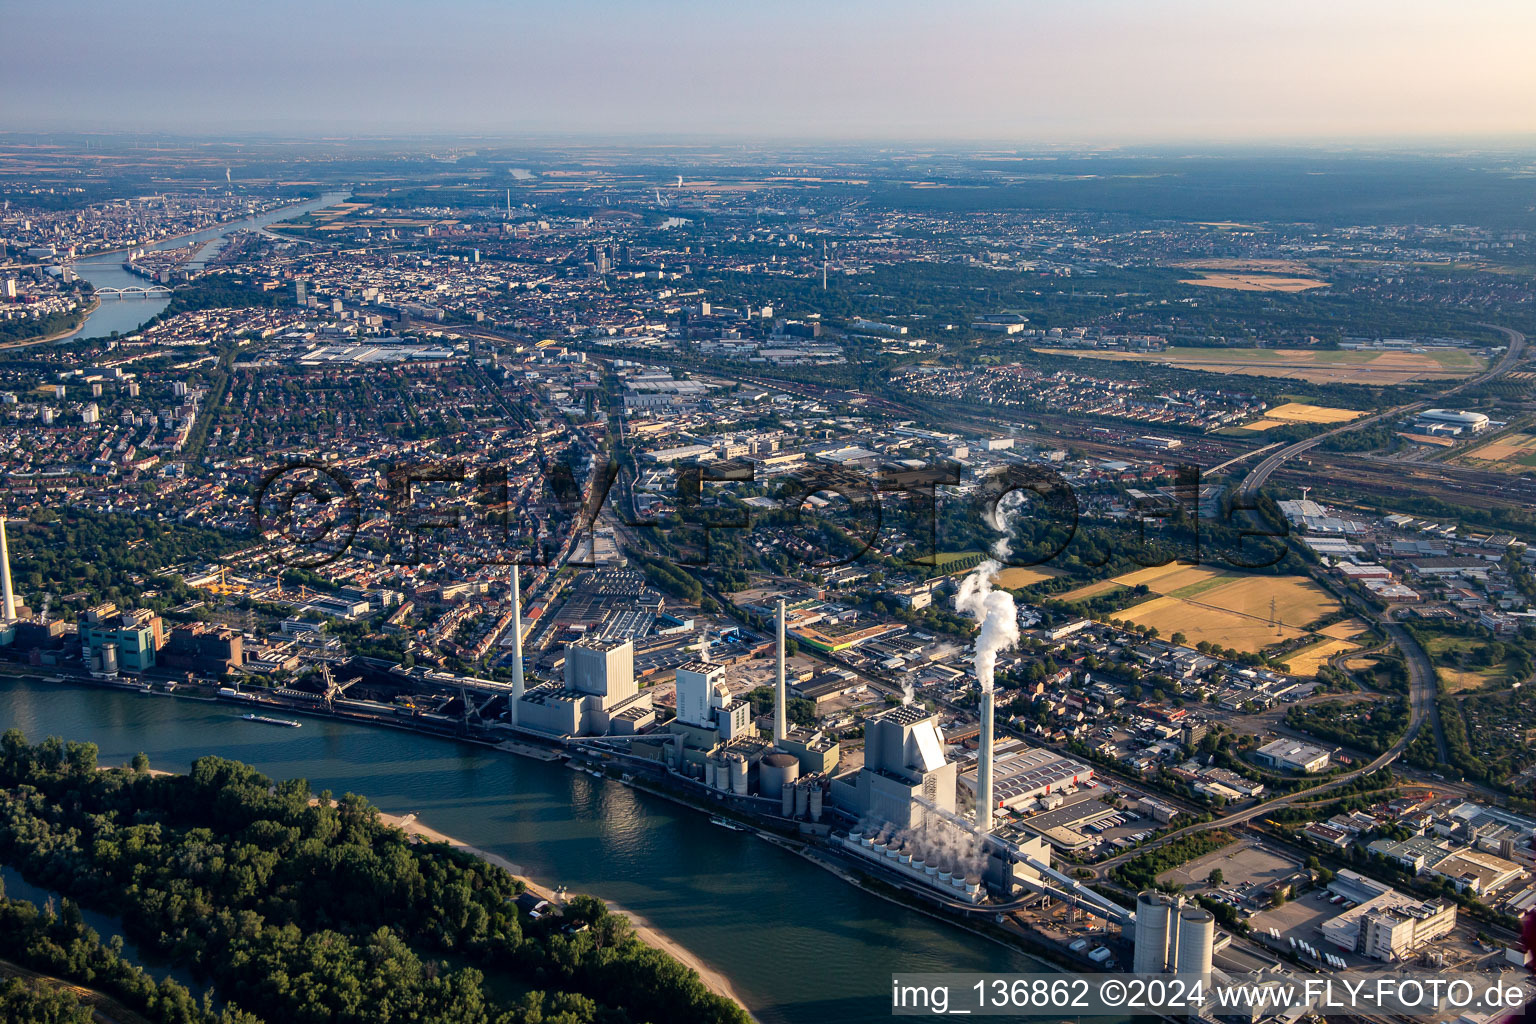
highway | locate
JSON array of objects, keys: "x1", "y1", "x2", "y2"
[
  {"x1": 1239, "y1": 325, "x2": 1526, "y2": 499},
  {"x1": 1087, "y1": 327, "x2": 1531, "y2": 876}
]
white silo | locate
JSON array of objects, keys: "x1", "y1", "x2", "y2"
[
  {"x1": 1174, "y1": 907, "x2": 1214, "y2": 981},
  {"x1": 727, "y1": 753, "x2": 749, "y2": 795},
  {"x1": 1133, "y1": 891, "x2": 1175, "y2": 974},
  {"x1": 760, "y1": 752, "x2": 799, "y2": 796}
]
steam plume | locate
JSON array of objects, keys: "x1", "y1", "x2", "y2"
[{"x1": 953, "y1": 559, "x2": 1019, "y2": 692}]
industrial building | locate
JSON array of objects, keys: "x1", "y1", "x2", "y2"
[
  {"x1": 961, "y1": 746, "x2": 1094, "y2": 812},
  {"x1": 1253, "y1": 738, "x2": 1332, "y2": 774},
  {"x1": 1424, "y1": 847, "x2": 1527, "y2": 896},
  {"x1": 674, "y1": 660, "x2": 753, "y2": 741},
  {"x1": 1321, "y1": 871, "x2": 1456, "y2": 961},
  {"x1": 833, "y1": 704, "x2": 956, "y2": 830},
  {"x1": 80, "y1": 604, "x2": 163, "y2": 675},
  {"x1": 516, "y1": 635, "x2": 654, "y2": 737}
]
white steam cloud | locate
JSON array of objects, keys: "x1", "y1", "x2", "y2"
[
  {"x1": 984, "y1": 487, "x2": 1024, "y2": 561},
  {"x1": 953, "y1": 559, "x2": 1019, "y2": 693}
]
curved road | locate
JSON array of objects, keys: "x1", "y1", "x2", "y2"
[
  {"x1": 1088, "y1": 327, "x2": 1529, "y2": 875},
  {"x1": 1234, "y1": 325, "x2": 1523, "y2": 764},
  {"x1": 1240, "y1": 325, "x2": 1526, "y2": 498}
]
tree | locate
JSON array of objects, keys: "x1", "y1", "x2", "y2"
[{"x1": 1207, "y1": 868, "x2": 1223, "y2": 887}]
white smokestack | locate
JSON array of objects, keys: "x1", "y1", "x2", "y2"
[
  {"x1": 774, "y1": 598, "x2": 788, "y2": 743},
  {"x1": 977, "y1": 688, "x2": 995, "y2": 833},
  {"x1": 509, "y1": 566, "x2": 524, "y2": 724},
  {"x1": 954, "y1": 559, "x2": 1017, "y2": 837},
  {"x1": 0, "y1": 516, "x2": 14, "y2": 622}
]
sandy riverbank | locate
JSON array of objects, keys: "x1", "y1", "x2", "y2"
[{"x1": 377, "y1": 810, "x2": 756, "y2": 1020}]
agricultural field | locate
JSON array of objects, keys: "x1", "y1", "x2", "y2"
[
  {"x1": 1179, "y1": 273, "x2": 1328, "y2": 292},
  {"x1": 1457, "y1": 431, "x2": 1536, "y2": 473},
  {"x1": 1035, "y1": 346, "x2": 1486, "y2": 386},
  {"x1": 1284, "y1": 638, "x2": 1361, "y2": 676},
  {"x1": 1063, "y1": 562, "x2": 1344, "y2": 656},
  {"x1": 991, "y1": 566, "x2": 1059, "y2": 589},
  {"x1": 1240, "y1": 402, "x2": 1364, "y2": 432}
]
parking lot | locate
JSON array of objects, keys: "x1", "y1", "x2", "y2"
[{"x1": 1159, "y1": 839, "x2": 1300, "y2": 893}]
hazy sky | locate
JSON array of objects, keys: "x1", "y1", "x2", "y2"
[{"x1": 6, "y1": 0, "x2": 1535, "y2": 141}]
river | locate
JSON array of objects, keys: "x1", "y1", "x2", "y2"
[
  {"x1": 66, "y1": 192, "x2": 351, "y2": 341},
  {"x1": 0, "y1": 677, "x2": 1042, "y2": 1024}
]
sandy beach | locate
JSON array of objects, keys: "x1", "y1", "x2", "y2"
[{"x1": 378, "y1": 810, "x2": 756, "y2": 1019}]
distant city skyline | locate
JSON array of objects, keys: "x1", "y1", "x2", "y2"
[{"x1": 5, "y1": 0, "x2": 1536, "y2": 142}]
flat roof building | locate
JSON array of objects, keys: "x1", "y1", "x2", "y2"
[{"x1": 1254, "y1": 738, "x2": 1331, "y2": 774}]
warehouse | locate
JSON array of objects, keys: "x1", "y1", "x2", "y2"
[{"x1": 961, "y1": 746, "x2": 1094, "y2": 810}]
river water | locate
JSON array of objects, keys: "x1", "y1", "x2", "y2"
[
  {"x1": 0, "y1": 677, "x2": 1041, "y2": 1024},
  {"x1": 67, "y1": 192, "x2": 351, "y2": 341}
]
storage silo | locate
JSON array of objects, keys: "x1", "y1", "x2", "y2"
[
  {"x1": 760, "y1": 752, "x2": 800, "y2": 797},
  {"x1": 808, "y1": 786, "x2": 823, "y2": 822},
  {"x1": 727, "y1": 754, "x2": 749, "y2": 795},
  {"x1": 99, "y1": 642, "x2": 119, "y2": 675},
  {"x1": 704, "y1": 762, "x2": 717, "y2": 789},
  {"x1": 1174, "y1": 907, "x2": 1214, "y2": 981},
  {"x1": 794, "y1": 783, "x2": 810, "y2": 818},
  {"x1": 1133, "y1": 891, "x2": 1175, "y2": 974},
  {"x1": 781, "y1": 783, "x2": 796, "y2": 817}
]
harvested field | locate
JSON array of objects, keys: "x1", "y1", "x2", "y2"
[
  {"x1": 1263, "y1": 402, "x2": 1364, "y2": 425},
  {"x1": 1284, "y1": 638, "x2": 1361, "y2": 676},
  {"x1": 991, "y1": 566, "x2": 1059, "y2": 589},
  {"x1": 1062, "y1": 563, "x2": 1342, "y2": 655},
  {"x1": 1058, "y1": 580, "x2": 1125, "y2": 602},
  {"x1": 1460, "y1": 432, "x2": 1536, "y2": 472},
  {"x1": 1179, "y1": 273, "x2": 1328, "y2": 292},
  {"x1": 1320, "y1": 619, "x2": 1369, "y2": 640}
]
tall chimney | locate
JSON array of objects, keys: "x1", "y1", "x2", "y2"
[
  {"x1": 0, "y1": 516, "x2": 14, "y2": 622},
  {"x1": 976, "y1": 687, "x2": 995, "y2": 834},
  {"x1": 774, "y1": 598, "x2": 788, "y2": 744},
  {"x1": 509, "y1": 565, "x2": 524, "y2": 724}
]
